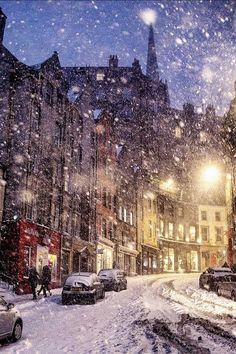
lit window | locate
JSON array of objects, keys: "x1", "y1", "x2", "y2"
[
  {"x1": 130, "y1": 211, "x2": 133, "y2": 226},
  {"x1": 178, "y1": 224, "x2": 184, "y2": 240},
  {"x1": 190, "y1": 226, "x2": 196, "y2": 241},
  {"x1": 175, "y1": 126, "x2": 181, "y2": 138},
  {"x1": 160, "y1": 219, "x2": 164, "y2": 237},
  {"x1": 96, "y1": 72, "x2": 105, "y2": 81},
  {"x1": 123, "y1": 208, "x2": 127, "y2": 222},
  {"x1": 149, "y1": 220, "x2": 152, "y2": 238},
  {"x1": 168, "y1": 223, "x2": 174, "y2": 238},
  {"x1": 177, "y1": 207, "x2": 184, "y2": 217}
]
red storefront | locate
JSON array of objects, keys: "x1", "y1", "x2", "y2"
[{"x1": 1, "y1": 219, "x2": 61, "y2": 294}]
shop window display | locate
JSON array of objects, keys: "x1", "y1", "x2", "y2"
[{"x1": 163, "y1": 248, "x2": 174, "y2": 271}]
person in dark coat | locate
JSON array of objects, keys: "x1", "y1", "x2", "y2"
[
  {"x1": 29, "y1": 266, "x2": 39, "y2": 300},
  {"x1": 37, "y1": 265, "x2": 52, "y2": 297}
]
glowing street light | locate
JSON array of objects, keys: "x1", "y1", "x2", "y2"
[{"x1": 201, "y1": 166, "x2": 221, "y2": 185}]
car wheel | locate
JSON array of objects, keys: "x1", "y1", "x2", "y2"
[
  {"x1": 231, "y1": 291, "x2": 236, "y2": 302},
  {"x1": 101, "y1": 289, "x2": 105, "y2": 299},
  {"x1": 216, "y1": 287, "x2": 220, "y2": 296},
  {"x1": 92, "y1": 293, "x2": 97, "y2": 304},
  {"x1": 12, "y1": 321, "x2": 22, "y2": 342}
]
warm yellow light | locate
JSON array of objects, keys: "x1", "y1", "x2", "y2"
[{"x1": 201, "y1": 166, "x2": 220, "y2": 184}]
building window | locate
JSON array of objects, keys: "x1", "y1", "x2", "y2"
[
  {"x1": 119, "y1": 206, "x2": 122, "y2": 220},
  {"x1": 175, "y1": 126, "x2": 182, "y2": 138},
  {"x1": 178, "y1": 224, "x2": 184, "y2": 240},
  {"x1": 102, "y1": 219, "x2": 107, "y2": 238},
  {"x1": 215, "y1": 212, "x2": 221, "y2": 222},
  {"x1": 57, "y1": 89, "x2": 63, "y2": 112},
  {"x1": 168, "y1": 223, "x2": 174, "y2": 238},
  {"x1": 160, "y1": 219, "x2": 164, "y2": 237},
  {"x1": 177, "y1": 207, "x2": 184, "y2": 217},
  {"x1": 159, "y1": 201, "x2": 164, "y2": 214},
  {"x1": 189, "y1": 226, "x2": 196, "y2": 242},
  {"x1": 25, "y1": 203, "x2": 33, "y2": 220},
  {"x1": 201, "y1": 210, "x2": 207, "y2": 221},
  {"x1": 55, "y1": 122, "x2": 62, "y2": 146},
  {"x1": 96, "y1": 72, "x2": 105, "y2": 81},
  {"x1": 102, "y1": 188, "x2": 107, "y2": 207},
  {"x1": 123, "y1": 208, "x2": 127, "y2": 222},
  {"x1": 149, "y1": 220, "x2": 152, "y2": 238},
  {"x1": 108, "y1": 192, "x2": 112, "y2": 210},
  {"x1": 215, "y1": 227, "x2": 223, "y2": 242},
  {"x1": 130, "y1": 211, "x2": 133, "y2": 226},
  {"x1": 169, "y1": 205, "x2": 174, "y2": 217},
  {"x1": 108, "y1": 222, "x2": 113, "y2": 240},
  {"x1": 46, "y1": 82, "x2": 54, "y2": 105},
  {"x1": 201, "y1": 226, "x2": 208, "y2": 241},
  {"x1": 31, "y1": 105, "x2": 41, "y2": 131}
]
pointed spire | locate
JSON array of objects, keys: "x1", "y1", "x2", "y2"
[{"x1": 146, "y1": 24, "x2": 159, "y2": 82}]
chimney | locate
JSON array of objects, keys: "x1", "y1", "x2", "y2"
[
  {"x1": 109, "y1": 55, "x2": 118, "y2": 68},
  {"x1": 0, "y1": 8, "x2": 7, "y2": 45}
]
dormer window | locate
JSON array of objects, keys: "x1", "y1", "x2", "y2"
[
  {"x1": 96, "y1": 72, "x2": 105, "y2": 81},
  {"x1": 175, "y1": 126, "x2": 182, "y2": 138}
]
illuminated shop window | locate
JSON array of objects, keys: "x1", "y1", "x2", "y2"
[{"x1": 190, "y1": 251, "x2": 198, "y2": 271}]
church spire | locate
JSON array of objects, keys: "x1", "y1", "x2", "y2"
[{"x1": 146, "y1": 24, "x2": 159, "y2": 82}]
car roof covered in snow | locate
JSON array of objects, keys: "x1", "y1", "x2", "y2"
[
  {"x1": 207, "y1": 267, "x2": 232, "y2": 273},
  {"x1": 65, "y1": 272, "x2": 98, "y2": 286}
]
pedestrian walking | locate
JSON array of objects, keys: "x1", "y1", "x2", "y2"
[
  {"x1": 29, "y1": 266, "x2": 39, "y2": 300},
  {"x1": 37, "y1": 265, "x2": 52, "y2": 297}
]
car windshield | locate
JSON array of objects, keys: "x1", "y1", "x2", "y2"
[{"x1": 98, "y1": 270, "x2": 115, "y2": 277}]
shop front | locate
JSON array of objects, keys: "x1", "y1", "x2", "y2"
[
  {"x1": 96, "y1": 238, "x2": 114, "y2": 272},
  {"x1": 141, "y1": 244, "x2": 159, "y2": 275},
  {"x1": 118, "y1": 245, "x2": 138, "y2": 275},
  {"x1": 1, "y1": 219, "x2": 61, "y2": 294},
  {"x1": 160, "y1": 241, "x2": 200, "y2": 273}
]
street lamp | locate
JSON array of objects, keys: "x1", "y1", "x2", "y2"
[{"x1": 201, "y1": 166, "x2": 221, "y2": 185}]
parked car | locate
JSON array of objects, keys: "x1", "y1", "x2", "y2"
[
  {"x1": 62, "y1": 272, "x2": 105, "y2": 305},
  {"x1": 0, "y1": 296, "x2": 23, "y2": 342},
  {"x1": 199, "y1": 267, "x2": 233, "y2": 292},
  {"x1": 217, "y1": 274, "x2": 236, "y2": 301},
  {"x1": 98, "y1": 269, "x2": 127, "y2": 292}
]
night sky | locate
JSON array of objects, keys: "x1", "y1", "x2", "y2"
[{"x1": 0, "y1": 0, "x2": 236, "y2": 114}]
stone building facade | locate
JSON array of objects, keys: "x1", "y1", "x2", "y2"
[{"x1": 0, "y1": 7, "x2": 229, "y2": 279}]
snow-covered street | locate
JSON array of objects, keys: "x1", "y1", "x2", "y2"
[{"x1": 1, "y1": 273, "x2": 236, "y2": 353}]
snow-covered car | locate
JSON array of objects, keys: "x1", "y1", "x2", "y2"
[
  {"x1": 62, "y1": 272, "x2": 105, "y2": 304},
  {"x1": 98, "y1": 269, "x2": 127, "y2": 292},
  {"x1": 199, "y1": 267, "x2": 233, "y2": 292},
  {"x1": 217, "y1": 274, "x2": 236, "y2": 300},
  {"x1": 0, "y1": 296, "x2": 23, "y2": 342}
]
